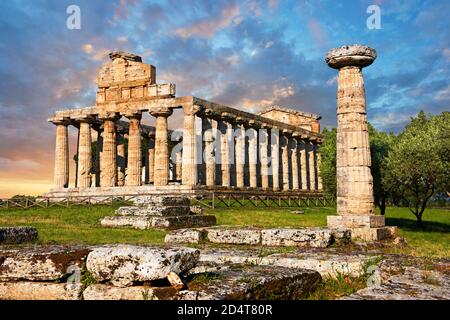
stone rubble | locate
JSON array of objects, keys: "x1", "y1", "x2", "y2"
[{"x1": 0, "y1": 227, "x2": 38, "y2": 244}]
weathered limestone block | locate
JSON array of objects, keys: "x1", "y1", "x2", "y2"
[
  {"x1": 0, "y1": 227, "x2": 38, "y2": 244},
  {"x1": 327, "y1": 215, "x2": 385, "y2": 228},
  {"x1": 179, "y1": 266, "x2": 322, "y2": 300},
  {"x1": 190, "y1": 206, "x2": 203, "y2": 215},
  {"x1": 83, "y1": 284, "x2": 155, "y2": 300},
  {"x1": 116, "y1": 206, "x2": 191, "y2": 217},
  {"x1": 86, "y1": 245, "x2": 200, "y2": 287},
  {"x1": 0, "y1": 246, "x2": 90, "y2": 281},
  {"x1": 101, "y1": 215, "x2": 216, "y2": 230},
  {"x1": 132, "y1": 195, "x2": 190, "y2": 207},
  {"x1": 329, "y1": 228, "x2": 352, "y2": 244},
  {"x1": 352, "y1": 226, "x2": 397, "y2": 241},
  {"x1": 101, "y1": 215, "x2": 152, "y2": 230},
  {"x1": 164, "y1": 229, "x2": 207, "y2": 244},
  {"x1": 0, "y1": 282, "x2": 82, "y2": 300},
  {"x1": 207, "y1": 229, "x2": 262, "y2": 245},
  {"x1": 261, "y1": 228, "x2": 333, "y2": 248}
]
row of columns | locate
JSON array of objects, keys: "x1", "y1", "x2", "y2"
[{"x1": 52, "y1": 107, "x2": 322, "y2": 192}]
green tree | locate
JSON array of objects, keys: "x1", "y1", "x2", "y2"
[
  {"x1": 384, "y1": 111, "x2": 450, "y2": 227},
  {"x1": 319, "y1": 128, "x2": 337, "y2": 197}
]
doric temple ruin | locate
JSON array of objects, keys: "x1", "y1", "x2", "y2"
[{"x1": 45, "y1": 51, "x2": 323, "y2": 198}]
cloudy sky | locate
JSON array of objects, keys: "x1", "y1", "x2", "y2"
[{"x1": 0, "y1": 0, "x2": 449, "y2": 197}]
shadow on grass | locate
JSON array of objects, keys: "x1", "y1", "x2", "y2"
[{"x1": 386, "y1": 217, "x2": 450, "y2": 233}]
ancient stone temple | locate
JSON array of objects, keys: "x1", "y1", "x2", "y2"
[
  {"x1": 325, "y1": 45, "x2": 396, "y2": 241},
  {"x1": 46, "y1": 51, "x2": 323, "y2": 198}
]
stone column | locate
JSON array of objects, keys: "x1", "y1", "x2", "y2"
[
  {"x1": 300, "y1": 138, "x2": 308, "y2": 191},
  {"x1": 316, "y1": 143, "x2": 323, "y2": 191},
  {"x1": 92, "y1": 124, "x2": 103, "y2": 187},
  {"x1": 308, "y1": 140, "x2": 317, "y2": 192},
  {"x1": 125, "y1": 113, "x2": 142, "y2": 186},
  {"x1": 175, "y1": 149, "x2": 182, "y2": 181},
  {"x1": 218, "y1": 116, "x2": 231, "y2": 187},
  {"x1": 281, "y1": 133, "x2": 290, "y2": 191},
  {"x1": 203, "y1": 113, "x2": 216, "y2": 187},
  {"x1": 248, "y1": 123, "x2": 258, "y2": 188},
  {"x1": 290, "y1": 136, "x2": 300, "y2": 191},
  {"x1": 144, "y1": 131, "x2": 155, "y2": 184},
  {"x1": 52, "y1": 119, "x2": 70, "y2": 189},
  {"x1": 116, "y1": 129, "x2": 126, "y2": 187},
  {"x1": 326, "y1": 44, "x2": 395, "y2": 240},
  {"x1": 77, "y1": 118, "x2": 93, "y2": 189},
  {"x1": 182, "y1": 105, "x2": 200, "y2": 186},
  {"x1": 259, "y1": 126, "x2": 270, "y2": 190},
  {"x1": 150, "y1": 107, "x2": 173, "y2": 186},
  {"x1": 235, "y1": 119, "x2": 246, "y2": 188},
  {"x1": 99, "y1": 112, "x2": 117, "y2": 187},
  {"x1": 271, "y1": 127, "x2": 280, "y2": 191}
]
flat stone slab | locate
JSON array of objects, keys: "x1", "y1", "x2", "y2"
[
  {"x1": 116, "y1": 206, "x2": 191, "y2": 217},
  {"x1": 164, "y1": 229, "x2": 207, "y2": 244},
  {"x1": 0, "y1": 282, "x2": 82, "y2": 300},
  {"x1": 261, "y1": 228, "x2": 334, "y2": 248},
  {"x1": 86, "y1": 245, "x2": 200, "y2": 287},
  {"x1": 197, "y1": 249, "x2": 372, "y2": 278},
  {"x1": 352, "y1": 226, "x2": 397, "y2": 241},
  {"x1": 132, "y1": 196, "x2": 190, "y2": 207},
  {"x1": 101, "y1": 215, "x2": 216, "y2": 230},
  {"x1": 327, "y1": 215, "x2": 385, "y2": 228},
  {"x1": 0, "y1": 245, "x2": 91, "y2": 281},
  {"x1": 178, "y1": 265, "x2": 322, "y2": 300},
  {"x1": 83, "y1": 284, "x2": 155, "y2": 300},
  {"x1": 0, "y1": 227, "x2": 38, "y2": 244},
  {"x1": 207, "y1": 228, "x2": 261, "y2": 245}
]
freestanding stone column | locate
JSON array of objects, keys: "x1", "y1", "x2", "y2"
[
  {"x1": 308, "y1": 139, "x2": 317, "y2": 191},
  {"x1": 145, "y1": 131, "x2": 155, "y2": 184},
  {"x1": 99, "y1": 112, "x2": 118, "y2": 187},
  {"x1": 248, "y1": 123, "x2": 258, "y2": 188},
  {"x1": 281, "y1": 133, "x2": 290, "y2": 191},
  {"x1": 52, "y1": 119, "x2": 70, "y2": 189},
  {"x1": 116, "y1": 130, "x2": 126, "y2": 187},
  {"x1": 77, "y1": 118, "x2": 93, "y2": 189},
  {"x1": 150, "y1": 107, "x2": 173, "y2": 186},
  {"x1": 235, "y1": 119, "x2": 246, "y2": 188},
  {"x1": 203, "y1": 114, "x2": 216, "y2": 187},
  {"x1": 259, "y1": 126, "x2": 270, "y2": 190},
  {"x1": 271, "y1": 127, "x2": 280, "y2": 191},
  {"x1": 290, "y1": 136, "x2": 300, "y2": 191},
  {"x1": 326, "y1": 44, "x2": 396, "y2": 241},
  {"x1": 125, "y1": 113, "x2": 142, "y2": 186},
  {"x1": 300, "y1": 138, "x2": 308, "y2": 191}
]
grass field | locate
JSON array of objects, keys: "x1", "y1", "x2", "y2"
[{"x1": 0, "y1": 205, "x2": 448, "y2": 258}]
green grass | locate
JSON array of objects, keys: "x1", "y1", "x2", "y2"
[{"x1": 0, "y1": 205, "x2": 448, "y2": 258}]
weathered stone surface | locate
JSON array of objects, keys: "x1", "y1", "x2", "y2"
[
  {"x1": 327, "y1": 215, "x2": 385, "y2": 228},
  {"x1": 0, "y1": 245, "x2": 90, "y2": 281},
  {"x1": 261, "y1": 228, "x2": 333, "y2": 248},
  {"x1": 207, "y1": 229, "x2": 262, "y2": 245},
  {"x1": 132, "y1": 195, "x2": 190, "y2": 207},
  {"x1": 329, "y1": 228, "x2": 352, "y2": 244},
  {"x1": 101, "y1": 215, "x2": 216, "y2": 230},
  {"x1": 178, "y1": 265, "x2": 322, "y2": 300},
  {"x1": 190, "y1": 206, "x2": 203, "y2": 215},
  {"x1": 116, "y1": 205, "x2": 191, "y2": 217},
  {"x1": 198, "y1": 249, "x2": 371, "y2": 278},
  {"x1": 326, "y1": 44, "x2": 377, "y2": 69},
  {"x1": 343, "y1": 266, "x2": 450, "y2": 300},
  {"x1": 352, "y1": 226, "x2": 397, "y2": 241},
  {"x1": 164, "y1": 229, "x2": 207, "y2": 244},
  {"x1": 83, "y1": 284, "x2": 154, "y2": 300},
  {"x1": 0, "y1": 282, "x2": 82, "y2": 300},
  {"x1": 86, "y1": 245, "x2": 200, "y2": 287},
  {"x1": 0, "y1": 227, "x2": 38, "y2": 244}
]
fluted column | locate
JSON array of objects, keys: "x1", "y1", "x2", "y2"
[
  {"x1": 77, "y1": 118, "x2": 93, "y2": 189},
  {"x1": 182, "y1": 105, "x2": 200, "y2": 186},
  {"x1": 125, "y1": 113, "x2": 142, "y2": 186},
  {"x1": 116, "y1": 130, "x2": 126, "y2": 187},
  {"x1": 150, "y1": 107, "x2": 173, "y2": 186},
  {"x1": 248, "y1": 124, "x2": 258, "y2": 188},
  {"x1": 203, "y1": 114, "x2": 216, "y2": 187},
  {"x1": 218, "y1": 117, "x2": 231, "y2": 187},
  {"x1": 271, "y1": 127, "x2": 280, "y2": 191},
  {"x1": 300, "y1": 139, "x2": 308, "y2": 191},
  {"x1": 235, "y1": 119, "x2": 246, "y2": 188},
  {"x1": 290, "y1": 136, "x2": 300, "y2": 191},
  {"x1": 317, "y1": 142, "x2": 323, "y2": 191},
  {"x1": 92, "y1": 124, "x2": 103, "y2": 187},
  {"x1": 99, "y1": 113, "x2": 117, "y2": 187},
  {"x1": 144, "y1": 131, "x2": 155, "y2": 184},
  {"x1": 308, "y1": 140, "x2": 317, "y2": 191},
  {"x1": 52, "y1": 119, "x2": 70, "y2": 189},
  {"x1": 259, "y1": 126, "x2": 270, "y2": 190},
  {"x1": 281, "y1": 134, "x2": 290, "y2": 191}
]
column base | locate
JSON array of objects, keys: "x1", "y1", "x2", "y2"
[{"x1": 351, "y1": 226, "x2": 397, "y2": 241}]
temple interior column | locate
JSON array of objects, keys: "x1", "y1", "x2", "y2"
[
  {"x1": 116, "y1": 129, "x2": 126, "y2": 187},
  {"x1": 281, "y1": 134, "x2": 290, "y2": 191},
  {"x1": 99, "y1": 113, "x2": 117, "y2": 187},
  {"x1": 259, "y1": 126, "x2": 269, "y2": 190},
  {"x1": 182, "y1": 105, "x2": 198, "y2": 186},
  {"x1": 175, "y1": 147, "x2": 182, "y2": 181},
  {"x1": 151, "y1": 107, "x2": 173, "y2": 186},
  {"x1": 316, "y1": 142, "x2": 323, "y2": 191},
  {"x1": 271, "y1": 127, "x2": 280, "y2": 191},
  {"x1": 93, "y1": 124, "x2": 103, "y2": 187},
  {"x1": 203, "y1": 114, "x2": 216, "y2": 187},
  {"x1": 291, "y1": 136, "x2": 299, "y2": 191},
  {"x1": 77, "y1": 118, "x2": 93, "y2": 189},
  {"x1": 235, "y1": 119, "x2": 246, "y2": 188},
  {"x1": 248, "y1": 124, "x2": 258, "y2": 188},
  {"x1": 218, "y1": 116, "x2": 231, "y2": 187},
  {"x1": 52, "y1": 119, "x2": 70, "y2": 189},
  {"x1": 308, "y1": 140, "x2": 317, "y2": 191},
  {"x1": 145, "y1": 132, "x2": 155, "y2": 184},
  {"x1": 300, "y1": 138, "x2": 308, "y2": 191}
]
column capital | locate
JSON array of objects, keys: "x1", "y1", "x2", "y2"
[
  {"x1": 326, "y1": 45, "x2": 376, "y2": 69},
  {"x1": 150, "y1": 106, "x2": 173, "y2": 118},
  {"x1": 98, "y1": 111, "x2": 119, "y2": 121},
  {"x1": 75, "y1": 115, "x2": 95, "y2": 123},
  {"x1": 50, "y1": 118, "x2": 70, "y2": 126},
  {"x1": 183, "y1": 103, "x2": 203, "y2": 116},
  {"x1": 221, "y1": 112, "x2": 237, "y2": 123},
  {"x1": 122, "y1": 111, "x2": 142, "y2": 120}
]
